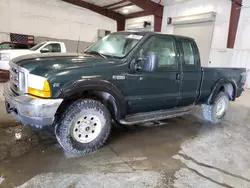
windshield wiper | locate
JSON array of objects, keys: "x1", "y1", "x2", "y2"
[{"x1": 85, "y1": 51, "x2": 107, "y2": 59}]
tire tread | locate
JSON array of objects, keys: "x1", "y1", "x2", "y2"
[
  {"x1": 202, "y1": 92, "x2": 229, "y2": 124},
  {"x1": 55, "y1": 99, "x2": 111, "y2": 156}
]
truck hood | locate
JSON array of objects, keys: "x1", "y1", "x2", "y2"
[
  {"x1": 12, "y1": 53, "x2": 121, "y2": 76},
  {"x1": 1, "y1": 49, "x2": 35, "y2": 59}
]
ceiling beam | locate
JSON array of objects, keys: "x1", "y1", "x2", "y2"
[
  {"x1": 109, "y1": 3, "x2": 134, "y2": 10},
  {"x1": 62, "y1": 0, "x2": 125, "y2": 20},
  {"x1": 103, "y1": 0, "x2": 127, "y2": 9},
  {"x1": 125, "y1": 11, "x2": 152, "y2": 19},
  {"x1": 227, "y1": 0, "x2": 243, "y2": 48},
  {"x1": 127, "y1": 0, "x2": 163, "y2": 32},
  {"x1": 127, "y1": 0, "x2": 163, "y2": 17}
]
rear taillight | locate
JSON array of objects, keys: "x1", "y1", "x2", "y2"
[{"x1": 241, "y1": 71, "x2": 247, "y2": 87}]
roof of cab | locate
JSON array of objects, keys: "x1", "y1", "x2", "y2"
[{"x1": 115, "y1": 31, "x2": 195, "y2": 41}]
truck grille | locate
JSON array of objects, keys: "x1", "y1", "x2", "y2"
[{"x1": 9, "y1": 61, "x2": 27, "y2": 94}]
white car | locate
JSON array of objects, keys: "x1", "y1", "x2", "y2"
[{"x1": 0, "y1": 41, "x2": 67, "y2": 70}]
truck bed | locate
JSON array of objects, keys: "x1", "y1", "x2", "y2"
[{"x1": 198, "y1": 67, "x2": 246, "y2": 104}]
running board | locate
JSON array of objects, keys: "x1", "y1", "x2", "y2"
[{"x1": 119, "y1": 107, "x2": 192, "y2": 125}]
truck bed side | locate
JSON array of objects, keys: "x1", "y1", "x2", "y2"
[{"x1": 198, "y1": 67, "x2": 246, "y2": 104}]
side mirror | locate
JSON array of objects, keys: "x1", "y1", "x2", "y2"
[
  {"x1": 143, "y1": 52, "x2": 158, "y2": 72},
  {"x1": 40, "y1": 48, "x2": 50, "y2": 53}
]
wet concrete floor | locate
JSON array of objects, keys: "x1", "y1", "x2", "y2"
[{"x1": 0, "y1": 96, "x2": 250, "y2": 187}]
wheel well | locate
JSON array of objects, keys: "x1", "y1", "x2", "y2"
[
  {"x1": 55, "y1": 90, "x2": 119, "y2": 121},
  {"x1": 218, "y1": 83, "x2": 234, "y2": 100}
]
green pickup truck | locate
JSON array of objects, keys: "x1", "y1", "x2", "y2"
[{"x1": 4, "y1": 31, "x2": 246, "y2": 155}]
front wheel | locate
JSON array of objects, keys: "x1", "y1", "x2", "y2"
[
  {"x1": 202, "y1": 92, "x2": 229, "y2": 124},
  {"x1": 55, "y1": 99, "x2": 111, "y2": 155}
]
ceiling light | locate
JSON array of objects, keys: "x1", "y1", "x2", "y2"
[
  {"x1": 126, "y1": 5, "x2": 133, "y2": 9},
  {"x1": 122, "y1": 9, "x2": 129, "y2": 14}
]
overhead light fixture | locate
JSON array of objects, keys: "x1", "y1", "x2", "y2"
[
  {"x1": 122, "y1": 9, "x2": 129, "y2": 14},
  {"x1": 126, "y1": 5, "x2": 133, "y2": 9}
]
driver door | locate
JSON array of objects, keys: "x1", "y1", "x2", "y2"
[{"x1": 125, "y1": 35, "x2": 181, "y2": 114}]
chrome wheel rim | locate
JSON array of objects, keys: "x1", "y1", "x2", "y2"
[
  {"x1": 71, "y1": 114, "x2": 102, "y2": 143},
  {"x1": 216, "y1": 97, "x2": 226, "y2": 117}
]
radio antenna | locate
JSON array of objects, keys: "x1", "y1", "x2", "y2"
[{"x1": 76, "y1": 36, "x2": 80, "y2": 53}]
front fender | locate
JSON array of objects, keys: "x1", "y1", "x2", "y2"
[
  {"x1": 207, "y1": 77, "x2": 237, "y2": 104},
  {"x1": 55, "y1": 78, "x2": 127, "y2": 120}
]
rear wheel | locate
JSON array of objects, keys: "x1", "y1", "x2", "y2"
[
  {"x1": 202, "y1": 92, "x2": 229, "y2": 124},
  {"x1": 55, "y1": 99, "x2": 111, "y2": 155}
]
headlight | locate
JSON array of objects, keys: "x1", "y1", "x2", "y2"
[
  {"x1": 0, "y1": 53, "x2": 10, "y2": 61},
  {"x1": 27, "y1": 74, "x2": 51, "y2": 98}
]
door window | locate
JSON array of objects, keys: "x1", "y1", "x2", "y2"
[
  {"x1": 139, "y1": 36, "x2": 177, "y2": 68},
  {"x1": 42, "y1": 43, "x2": 61, "y2": 52}
]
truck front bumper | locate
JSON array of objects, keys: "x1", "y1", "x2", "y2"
[{"x1": 4, "y1": 82, "x2": 63, "y2": 127}]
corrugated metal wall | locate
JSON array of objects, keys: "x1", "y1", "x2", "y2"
[{"x1": 231, "y1": 50, "x2": 250, "y2": 88}]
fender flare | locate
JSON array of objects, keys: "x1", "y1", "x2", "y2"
[
  {"x1": 55, "y1": 79, "x2": 127, "y2": 120},
  {"x1": 207, "y1": 77, "x2": 237, "y2": 105}
]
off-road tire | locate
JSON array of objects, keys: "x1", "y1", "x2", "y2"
[
  {"x1": 55, "y1": 99, "x2": 111, "y2": 155},
  {"x1": 202, "y1": 92, "x2": 229, "y2": 124}
]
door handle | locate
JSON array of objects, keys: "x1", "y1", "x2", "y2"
[{"x1": 176, "y1": 73, "x2": 181, "y2": 80}]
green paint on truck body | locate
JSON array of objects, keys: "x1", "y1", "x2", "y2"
[{"x1": 12, "y1": 31, "x2": 246, "y2": 118}]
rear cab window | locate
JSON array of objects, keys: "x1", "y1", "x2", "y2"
[
  {"x1": 42, "y1": 43, "x2": 61, "y2": 52},
  {"x1": 13, "y1": 44, "x2": 29, "y2": 49},
  {"x1": 179, "y1": 39, "x2": 199, "y2": 70}
]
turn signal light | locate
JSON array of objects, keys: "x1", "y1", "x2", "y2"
[{"x1": 28, "y1": 80, "x2": 51, "y2": 98}]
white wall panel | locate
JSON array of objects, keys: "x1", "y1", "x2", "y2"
[
  {"x1": 161, "y1": 0, "x2": 232, "y2": 67},
  {"x1": 162, "y1": 0, "x2": 231, "y2": 49},
  {"x1": 231, "y1": 50, "x2": 250, "y2": 88},
  {"x1": 232, "y1": 0, "x2": 250, "y2": 88},
  {"x1": 0, "y1": 33, "x2": 10, "y2": 42},
  {"x1": 0, "y1": 0, "x2": 116, "y2": 43},
  {"x1": 209, "y1": 49, "x2": 234, "y2": 67},
  {"x1": 174, "y1": 22, "x2": 214, "y2": 67},
  {"x1": 125, "y1": 15, "x2": 154, "y2": 31}
]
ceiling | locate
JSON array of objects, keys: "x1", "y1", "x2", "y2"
[
  {"x1": 73, "y1": 0, "x2": 192, "y2": 17},
  {"x1": 79, "y1": 0, "x2": 190, "y2": 15},
  {"x1": 80, "y1": 0, "x2": 143, "y2": 15},
  {"x1": 151, "y1": 0, "x2": 192, "y2": 6},
  {"x1": 81, "y1": 0, "x2": 192, "y2": 7},
  {"x1": 113, "y1": 5, "x2": 143, "y2": 14},
  {"x1": 81, "y1": 0, "x2": 123, "y2": 7}
]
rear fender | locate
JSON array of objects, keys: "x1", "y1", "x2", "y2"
[
  {"x1": 207, "y1": 77, "x2": 237, "y2": 105},
  {"x1": 55, "y1": 79, "x2": 127, "y2": 120}
]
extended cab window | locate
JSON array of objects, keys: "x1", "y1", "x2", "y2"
[
  {"x1": 139, "y1": 36, "x2": 177, "y2": 68},
  {"x1": 43, "y1": 43, "x2": 61, "y2": 52},
  {"x1": 181, "y1": 41, "x2": 195, "y2": 66},
  {"x1": 0, "y1": 43, "x2": 12, "y2": 49}
]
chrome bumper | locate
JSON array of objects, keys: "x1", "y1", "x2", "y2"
[{"x1": 4, "y1": 82, "x2": 63, "y2": 127}]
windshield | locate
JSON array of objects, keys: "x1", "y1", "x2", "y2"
[
  {"x1": 85, "y1": 33, "x2": 144, "y2": 58},
  {"x1": 30, "y1": 42, "x2": 45, "y2": 51}
]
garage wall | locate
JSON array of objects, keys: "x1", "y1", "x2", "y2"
[
  {"x1": 0, "y1": 32, "x2": 9, "y2": 42},
  {"x1": 125, "y1": 15, "x2": 154, "y2": 31},
  {"x1": 0, "y1": 0, "x2": 116, "y2": 47},
  {"x1": 162, "y1": 0, "x2": 232, "y2": 67},
  {"x1": 231, "y1": 0, "x2": 250, "y2": 88},
  {"x1": 34, "y1": 36, "x2": 92, "y2": 53}
]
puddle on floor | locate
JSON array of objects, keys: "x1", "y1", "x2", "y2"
[{"x1": 0, "y1": 115, "x2": 204, "y2": 187}]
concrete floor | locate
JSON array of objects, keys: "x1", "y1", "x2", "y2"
[{"x1": 0, "y1": 91, "x2": 250, "y2": 187}]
